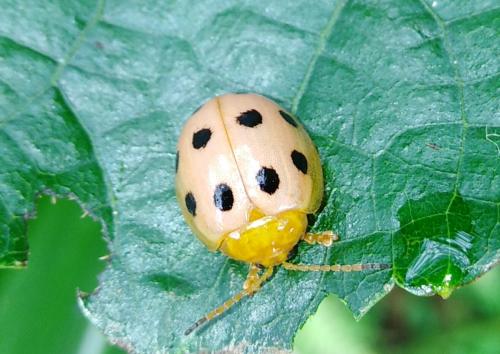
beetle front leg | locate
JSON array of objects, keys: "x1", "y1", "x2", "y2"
[
  {"x1": 243, "y1": 263, "x2": 262, "y2": 290},
  {"x1": 301, "y1": 230, "x2": 339, "y2": 247}
]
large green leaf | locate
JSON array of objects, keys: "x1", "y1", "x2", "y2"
[{"x1": 1, "y1": 0, "x2": 498, "y2": 352}]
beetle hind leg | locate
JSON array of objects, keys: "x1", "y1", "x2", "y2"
[{"x1": 302, "y1": 230, "x2": 339, "y2": 247}]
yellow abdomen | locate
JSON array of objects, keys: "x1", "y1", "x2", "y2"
[{"x1": 219, "y1": 210, "x2": 308, "y2": 267}]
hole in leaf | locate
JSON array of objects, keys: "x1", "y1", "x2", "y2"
[{"x1": 0, "y1": 196, "x2": 125, "y2": 354}]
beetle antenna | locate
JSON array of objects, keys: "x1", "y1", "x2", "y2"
[
  {"x1": 282, "y1": 262, "x2": 391, "y2": 272},
  {"x1": 184, "y1": 266, "x2": 273, "y2": 335}
]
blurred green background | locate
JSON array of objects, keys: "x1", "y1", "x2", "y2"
[{"x1": 0, "y1": 197, "x2": 498, "y2": 354}]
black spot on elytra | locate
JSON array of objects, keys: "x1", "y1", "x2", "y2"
[
  {"x1": 213, "y1": 183, "x2": 234, "y2": 211},
  {"x1": 291, "y1": 150, "x2": 308, "y2": 174},
  {"x1": 279, "y1": 110, "x2": 298, "y2": 127},
  {"x1": 175, "y1": 151, "x2": 179, "y2": 173},
  {"x1": 185, "y1": 192, "x2": 196, "y2": 216},
  {"x1": 192, "y1": 128, "x2": 212, "y2": 149},
  {"x1": 256, "y1": 167, "x2": 280, "y2": 194},
  {"x1": 236, "y1": 109, "x2": 262, "y2": 127}
]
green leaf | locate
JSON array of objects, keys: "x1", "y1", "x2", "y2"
[
  {"x1": 0, "y1": 197, "x2": 123, "y2": 354},
  {"x1": 1, "y1": 0, "x2": 498, "y2": 352}
]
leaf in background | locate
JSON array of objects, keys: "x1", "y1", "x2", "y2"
[
  {"x1": 0, "y1": 0, "x2": 498, "y2": 352},
  {"x1": 0, "y1": 197, "x2": 123, "y2": 354}
]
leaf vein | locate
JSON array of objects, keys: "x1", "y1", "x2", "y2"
[
  {"x1": 290, "y1": 0, "x2": 348, "y2": 114},
  {"x1": 50, "y1": 0, "x2": 106, "y2": 85}
]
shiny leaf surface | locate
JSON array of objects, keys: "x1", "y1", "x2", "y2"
[{"x1": 0, "y1": 0, "x2": 498, "y2": 352}]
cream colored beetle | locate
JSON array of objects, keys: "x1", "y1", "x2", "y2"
[{"x1": 175, "y1": 94, "x2": 389, "y2": 334}]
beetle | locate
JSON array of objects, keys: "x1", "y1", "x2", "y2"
[{"x1": 175, "y1": 93, "x2": 388, "y2": 334}]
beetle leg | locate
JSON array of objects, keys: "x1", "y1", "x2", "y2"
[
  {"x1": 243, "y1": 263, "x2": 261, "y2": 290},
  {"x1": 185, "y1": 265, "x2": 273, "y2": 335},
  {"x1": 302, "y1": 230, "x2": 339, "y2": 247}
]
